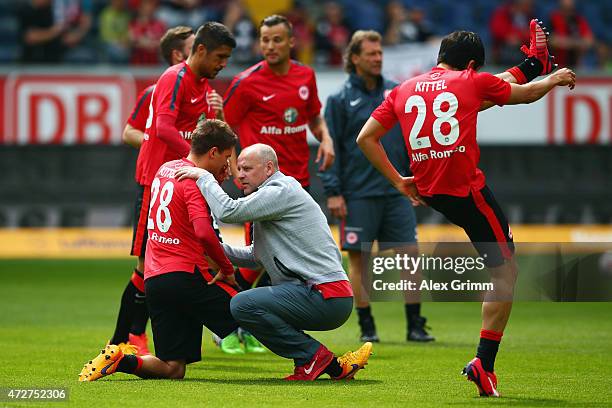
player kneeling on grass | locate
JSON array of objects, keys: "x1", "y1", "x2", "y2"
[
  {"x1": 357, "y1": 25, "x2": 575, "y2": 396},
  {"x1": 79, "y1": 120, "x2": 242, "y2": 382},
  {"x1": 175, "y1": 144, "x2": 372, "y2": 381}
]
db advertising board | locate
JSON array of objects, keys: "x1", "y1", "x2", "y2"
[{"x1": 0, "y1": 72, "x2": 611, "y2": 145}]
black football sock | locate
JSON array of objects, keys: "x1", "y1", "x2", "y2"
[
  {"x1": 116, "y1": 354, "x2": 142, "y2": 374},
  {"x1": 476, "y1": 329, "x2": 503, "y2": 372},
  {"x1": 356, "y1": 306, "x2": 373, "y2": 322},
  {"x1": 404, "y1": 303, "x2": 421, "y2": 327},
  {"x1": 323, "y1": 357, "x2": 342, "y2": 378},
  {"x1": 110, "y1": 278, "x2": 142, "y2": 345},
  {"x1": 129, "y1": 288, "x2": 148, "y2": 335}
]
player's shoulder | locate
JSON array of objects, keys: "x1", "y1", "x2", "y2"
[
  {"x1": 468, "y1": 69, "x2": 501, "y2": 86},
  {"x1": 234, "y1": 61, "x2": 266, "y2": 83},
  {"x1": 142, "y1": 83, "x2": 156, "y2": 94},
  {"x1": 291, "y1": 60, "x2": 316, "y2": 77},
  {"x1": 136, "y1": 83, "x2": 155, "y2": 100},
  {"x1": 159, "y1": 63, "x2": 187, "y2": 83},
  {"x1": 158, "y1": 158, "x2": 189, "y2": 175}
]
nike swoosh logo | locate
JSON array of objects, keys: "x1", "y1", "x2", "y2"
[
  {"x1": 303, "y1": 357, "x2": 317, "y2": 374},
  {"x1": 100, "y1": 359, "x2": 119, "y2": 375},
  {"x1": 191, "y1": 97, "x2": 198, "y2": 103},
  {"x1": 349, "y1": 98, "x2": 361, "y2": 107},
  {"x1": 262, "y1": 94, "x2": 276, "y2": 101}
]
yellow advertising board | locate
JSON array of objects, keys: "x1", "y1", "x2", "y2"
[{"x1": 0, "y1": 225, "x2": 611, "y2": 259}]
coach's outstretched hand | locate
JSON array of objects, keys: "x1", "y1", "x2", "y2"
[
  {"x1": 550, "y1": 67, "x2": 576, "y2": 90},
  {"x1": 176, "y1": 166, "x2": 209, "y2": 181},
  {"x1": 395, "y1": 176, "x2": 427, "y2": 207}
]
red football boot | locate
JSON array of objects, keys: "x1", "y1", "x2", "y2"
[
  {"x1": 285, "y1": 344, "x2": 335, "y2": 381},
  {"x1": 462, "y1": 357, "x2": 500, "y2": 397},
  {"x1": 520, "y1": 18, "x2": 556, "y2": 75}
]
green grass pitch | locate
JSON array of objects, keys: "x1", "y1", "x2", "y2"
[{"x1": 0, "y1": 259, "x2": 611, "y2": 407}]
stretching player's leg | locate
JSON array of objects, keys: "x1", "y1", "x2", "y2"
[
  {"x1": 465, "y1": 189, "x2": 516, "y2": 397},
  {"x1": 463, "y1": 258, "x2": 517, "y2": 398},
  {"x1": 424, "y1": 186, "x2": 515, "y2": 397},
  {"x1": 482, "y1": 257, "x2": 518, "y2": 332}
]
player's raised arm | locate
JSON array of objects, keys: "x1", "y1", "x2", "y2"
[{"x1": 507, "y1": 67, "x2": 575, "y2": 105}]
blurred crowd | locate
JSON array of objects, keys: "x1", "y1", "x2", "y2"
[{"x1": 5, "y1": 0, "x2": 610, "y2": 70}]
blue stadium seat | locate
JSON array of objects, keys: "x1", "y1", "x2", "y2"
[{"x1": 341, "y1": 0, "x2": 385, "y2": 32}]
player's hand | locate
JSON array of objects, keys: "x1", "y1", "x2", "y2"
[
  {"x1": 327, "y1": 195, "x2": 347, "y2": 219},
  {"x1": 395, "y1": 176, "x2": 427, "y2": 207},
  {"x1": 208, "y1": 271, "x2": 238, "y2": 287},
  {"x1": 551, "y1": 67, "x2": 576, "y2": 90},
  {"x1": 176, "y1": 166, "x2": 209, "y2": 181},
  {"x1": 206, "y1": 90, "x2": 223, "y2": 113},
  {"x1": 316, "y1": 136, "x2": 335, "y2": 171}
]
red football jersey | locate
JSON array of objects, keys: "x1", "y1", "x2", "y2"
[
  {"x1": 140, "y1": 62, "x2": 216, "y2": 186},
  {"x1": 144, "y1": 159, "x2": 214, "y2": 280},
  {"x1": 372, "y1": 67, "x2": 511, "y2": 197},
  {"x1": 128, "y1": 84, "x2": 155, "y2": 184},
  {"x1": 223, "y1": 60, "x2": 322, "y2": 187}
]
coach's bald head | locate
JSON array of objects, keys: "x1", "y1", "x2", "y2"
[{"x1": 237, "y1": 144, "x2": 279, "y2": 195}]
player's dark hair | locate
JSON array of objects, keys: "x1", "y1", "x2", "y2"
[
  {"x1": 437, "y1": 31, "x2": 485, "y2": 71},
  {"x1": 192, "y1": 22, "x2": 236, "y2": 54},
  {"x1": 344, "y1": 30, "x2": 382, "y2": 73},
  {"x1": 160, "y1": 26, "x2": 194, "y2": 65},
  {"x1": 191, "y1": 119, "x2": 237, "y2": 156},
  {"x1": 259, "y1": 14, "x2": 293, "y2": 37}
]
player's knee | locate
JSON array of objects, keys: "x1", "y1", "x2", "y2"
[{"x1": 166, "y1": 363, "x2": 186, "y2": 379}]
